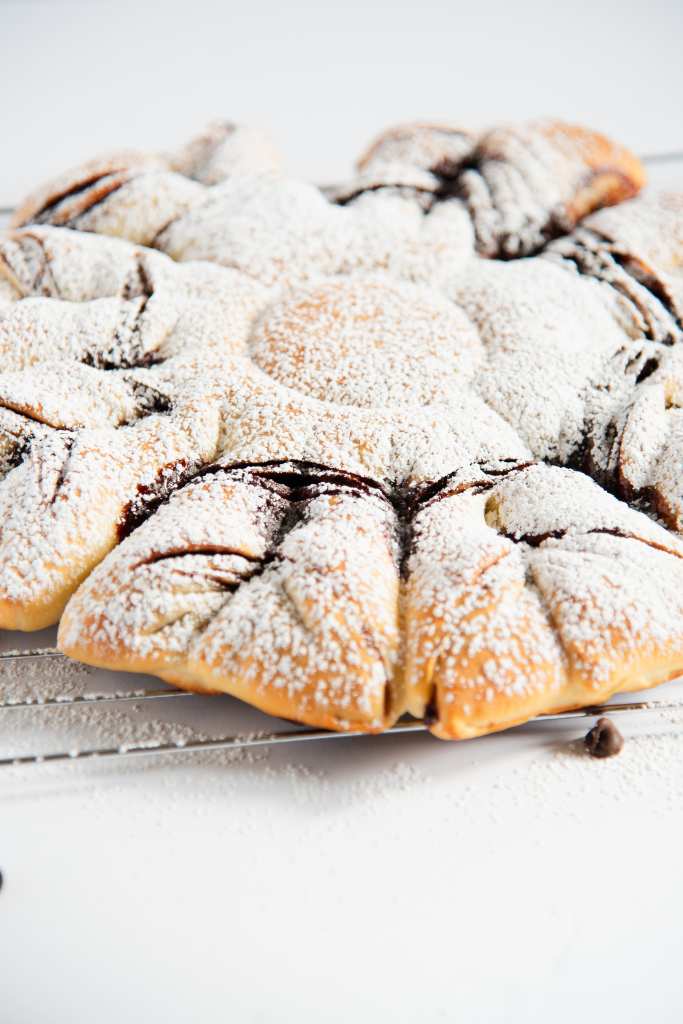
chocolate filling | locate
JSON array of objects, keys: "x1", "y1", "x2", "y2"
[
  {"x1": 0, "y1": 436, "x2": 30, "y2": 478},
  {"x1": 117, "y1": 458, "x2": 193, "y2": 540},
  {"x1": 136, "y1": 545, "x2": 262, "y2": 569},
  {"x1": 548, "y1": 232, "x2": 683, "y2": 342},
  {"x1": 81, "y1": 289, "x2": 165, "y2": 371},
  {"x1": 133, "y1": 544, "x2": 270, "y2": 594},
  {"x1": 33, "y1": 170, "x2": 130, "y2": 225},
  {"x1": 48, "y1": 436, "x2": 76, "y2": 505},
  {"x1": 125, "y1": 379, "x2": 173, "y2": 417},
  {"x1": 612, "y1": 251, "x2": 680, "y2": 329},
  {"x1": 423, "y1": 685, "x2": 439, "y2": 727},
  {"x1": 31, "y1": 170, "x2": 120, "y2": 221},
  {"x1": 409, "y1": 460, "x2": 534, "y2": 514},
  {"x1": 336, "y1": 182, "x2": 436, "y2": 209},
  {"x1": 196, "y1": 459, "x2": 395, "y2": 504},
  {"x1": 499, "y1": 523, "x2": 683, "y2": 562},
  {"x1": 500, "y1": 528, "x2": 565, "y2": 547},
  {"x1": 11, "y1": 232, "x2": 62, "y2": 298},
  {"x1": 634, "y1": 356, "x2": 661, "y2": 385},
  {"x1": 80, "y1": 348, "x2": 165, "y2": 372},
  {"x1": 192, "y1": 458, "x2": 536, "y2": 585},
  {"x1": 121, "y1": 254, "x2": 154, "y2": 303}
]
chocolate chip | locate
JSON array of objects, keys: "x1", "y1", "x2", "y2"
[{"x1": 584, "y1": 716, "x2": 624, "y2": 758}]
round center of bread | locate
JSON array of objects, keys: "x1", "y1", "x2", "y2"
[{"x1": 249, "y1": 276, "x2": 482, "y2": 408}]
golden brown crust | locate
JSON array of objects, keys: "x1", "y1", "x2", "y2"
[
  {"x1": 59, "y1": 461, "x2": 683, "y2": 739},
  {"x1": 539, "y1": 121, "x2": 646, "y2": 224},
  {"x1": 58, "y1": 469, "x2": 402, "y2": 732},
  {"x1": 403, "y1": 464, "x2": 683, "y2": 739}
]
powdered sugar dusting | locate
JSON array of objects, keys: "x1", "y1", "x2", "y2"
[
  {"x1": 249, "y1": 274, "x2": 483, "y2": 407},
  {"x1": 2, "y1": 118, "x2": 683, "y2": 741},
  {"x1": 0, "y1": 227, "x2": 266, "y2": 625},
  {"x1": 339, "y1": 118, "x2": 645, "y2": 259}
]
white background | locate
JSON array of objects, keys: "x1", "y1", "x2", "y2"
[
  {"x1": 2, "y1": 2, "x2": 683, "y2": 1022},
  {"x1": 2, "y1": 0, "x2": 683, "y2": 199}
]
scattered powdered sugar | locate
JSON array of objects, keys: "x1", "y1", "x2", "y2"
[
  {"x1": 496, "y1": 722, "x2": 683, "y2": 820},
  {"x1": 0, "y1": 650, "x2": 93, "y2": 706},
  {"x1": 0, "y1": 652, "x2": 272, "y2": 774},
  {"x1": 3, "y1": 669, "x2": 683, "y2": 847}
]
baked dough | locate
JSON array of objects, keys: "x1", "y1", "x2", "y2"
[
  {"x1": 335, "y1": 119, "x2": 645, "y2": 258},
  {"x1": 3, "y1": 117, "x2": 683, "y2": 739},
  {"x1": 59, "y1": 457, "x2": 683, "y2": 738},
  {"x1": 11, "y1": 123, "x2": 474, "y2": 290},
  {"x1": 0, "y1": 225, "x2": 269, "y2": 628}
]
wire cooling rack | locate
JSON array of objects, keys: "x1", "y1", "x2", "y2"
[
  {"x1": 2, "y1": 646, "x2": 683, "y2": 768},
  {"x1": 1, "y1": 149, "x2": 682, "y2": 768}
]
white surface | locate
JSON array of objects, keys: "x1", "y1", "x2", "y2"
[
  {"x1": 2, "y1": 3, "x2": 683, "y2": 1022},
  {"x1": 3, "y1": 627, "x2": 683, "y2": 1024},
  {"x1": 3, "y1": 631, "x2": 683, "y2": 1024}
]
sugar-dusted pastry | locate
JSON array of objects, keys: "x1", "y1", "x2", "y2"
[
  {"x1": 405, "y1": 463, "x2": 683, "y2": 738},
  {"x1": 446, "y1": 190, "x2": 683, "y2": 476},
  {"x1": 12, "y1": 120, "x2": 284, "y2": 233},
  {"x1": 543, "y1": 192, "x2": 683, "y2": 523},
  {"x1": 336, "y1": 119, "x2": 645, "y2": 258},
  {"x1": 6, "y1": 118, "x2": 683, "y2": 740},
  {"x1": 0, "y1": 225, "x2": 272, "y2": 629},
  {"x1": 59, "y1": 455, "x2": 683, "y2": 736},
  {"x1": 12, "y1": 119, "x2": 644, "y2": 286},
  {"x1": 0, "y1": 225, "x2": 271, "y2": 373},
  {"x1": 56, "y1": 267, "x2": 531, "y2": 730},
  {"x1": 58, "y1": 467, "x2": 403, "y2": 730},
  {"x1": 57, "y1": 229, "x2": 683, "y2": 736},
  {"x1": 11, "y1": 124, "x2": 474, "y2": 289}
]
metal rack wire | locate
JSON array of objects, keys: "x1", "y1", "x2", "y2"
[
  {"x1": 1, "y1": 147, "x2": 682, "y2": 768},
  {"x1": 1, "y1": 650, "x2": 681, "y2": 768}
]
